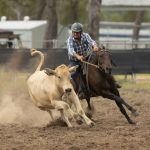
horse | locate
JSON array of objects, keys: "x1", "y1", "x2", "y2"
[{"x1": 74, "y1": 47, "x2": 139, "y2": 124}]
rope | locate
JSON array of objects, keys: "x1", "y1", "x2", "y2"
[{"x1": 81, "y1": 60, "x2": 99, "y2": 69}]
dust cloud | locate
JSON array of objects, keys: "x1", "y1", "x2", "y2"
[
  {"x1": 0, "y1": 92, "x2": 52, "y2": 127},
  {"x1": 0, "y1": 50, "x2": 61, "y2": 127}
]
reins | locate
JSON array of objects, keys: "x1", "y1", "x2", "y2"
[
  {"x1": 80, "y1": 51, "x2": 104, "y2": 93},
  {"x1": 81, "y1": 60, "x2": 100, "y2": 69},
  {"x1": 81, "y1": 60, "x2": 104, "y2": 72}
]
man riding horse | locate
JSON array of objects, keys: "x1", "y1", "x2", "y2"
[
  {"x1": 67, "y1": 22, "x2": 99, "y2": 98},
  {"x1": 67, "y1": 23, "x2": 139, "y2": 124},
  {"x1": 67, "y1": 22, "x2": 119, "y2": 99}
]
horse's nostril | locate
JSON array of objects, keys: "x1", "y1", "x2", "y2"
[{"x1": 65, "y1": 88, "x2": 72, "y2": 93}]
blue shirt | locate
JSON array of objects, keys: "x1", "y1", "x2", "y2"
[{"x1": 67, "y1": 32, "x2": 97, "y2": 61}]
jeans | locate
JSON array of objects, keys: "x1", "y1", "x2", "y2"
[
  {"x1": 69, "y1": 60, "x2": 89, "y2": 99},
  {"x1": 69, "y1": 60, "x2": 81, "y2": 82}
]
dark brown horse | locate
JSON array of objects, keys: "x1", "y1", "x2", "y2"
[{"x1": 75, "y1": 47, "x2": 138, "y2": 124}]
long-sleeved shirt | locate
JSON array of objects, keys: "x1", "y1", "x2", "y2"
[{"x1": 67, "y1": 32, "x2": 97, "y2": 61}]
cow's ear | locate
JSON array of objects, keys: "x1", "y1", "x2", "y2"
[
  {"x1": 69, "y1": 65, "x2": 79, "y2": 73},
  {"x1": 44, "y1": 68, "x2": 57, "y2": 76}
]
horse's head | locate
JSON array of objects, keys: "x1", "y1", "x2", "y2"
[
  {"x1": 88, "y1": 47, "x2": 112, "y2": 75},
  {"x1": 97, "y1": 47, "x2": 112, "y2": 74}
]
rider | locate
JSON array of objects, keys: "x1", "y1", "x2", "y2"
[{"x1": 67, "y1": 22, "x2": 99, "y2": 98}]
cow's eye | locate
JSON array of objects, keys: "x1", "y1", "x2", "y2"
[{"x1": 57, "y1": 76, "x2": 61, "y2": 79}]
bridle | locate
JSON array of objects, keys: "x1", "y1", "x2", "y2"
[{"x1": 81, "y1": 49, "x2": 111, "y2": 72}]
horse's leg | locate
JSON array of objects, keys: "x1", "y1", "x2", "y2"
[
  {"x1": 114, "y1": 101, "x2": 135, "y2": 124},
  {"x1": 78, "y1": 72, "x2": 95, "y2": 118},
  {"x1": 106, "y1": 76, "x2": 138, "y2": 116},
  {"x1": 101, "y1": 90, "x2": 136, "y2": 124},
  {"x1": 113, "y1": 89, "x2": 139, "y2": 116},
  {"x1": 85, "y1": 97, "x2": 95, "y2": 119},
  {"x1": 110, "y1": 88, "x2": 139, "y2": 116}
]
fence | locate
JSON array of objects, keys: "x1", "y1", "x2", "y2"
[
  {"x1": 111, "y1": 48, "x2": 150, "y2": 75},
  {"x1": 0, "y1": 48, "x2": 150, "y2": 75}
]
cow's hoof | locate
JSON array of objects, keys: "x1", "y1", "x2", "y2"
[
  {"x1": 89, "y1": 121, "x2": 95, "y2": 127},
  {"x1": 76, "y1": 119, "x2": 83, "y2": 125}
]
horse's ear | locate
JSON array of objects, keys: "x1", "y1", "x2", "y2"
[{"x1": 69, "y1": 65, "x2": 79, "y2": 73}]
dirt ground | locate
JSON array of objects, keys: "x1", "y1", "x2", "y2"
[{"x1": 0, "y1": 87, "x2": 150, "y2": 150}]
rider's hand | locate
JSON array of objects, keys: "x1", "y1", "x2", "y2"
[
  {"x1": 77, "y1": 55, "x2": 84, "y2": 61},
  {"x1": 93, "y1": 46, "x2": 99, "y2": 51}
]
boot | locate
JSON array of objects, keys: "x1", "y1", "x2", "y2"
[
  {"x1": 78, "y1": 79, "x2": 90, "y2": 100},
  {"x1": 115, "y1": 82, "x2": 121, "y2": 88}
]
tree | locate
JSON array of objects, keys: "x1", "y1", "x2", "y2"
[
  {"x1": 43, "y1": 0, "x2": 58, "y2": 48},
  {"x1": 70, "y1": 0, "x2": 79, "y2": 23},
  {"x1": 88, "y1": 0, "x2": 102, "y2": 42},
  {"x1": 34, "y1": 0, "x2": 46, "y2": 20},
  {"x1": 132, "y1": 11, "x2": 145, "y2": 48},
  {"x1": 58, "y1": 0, "x2": 87, "y2": 26},
  {"x1": 0, "y1": 0, "x2": 37, "y2": 20}
]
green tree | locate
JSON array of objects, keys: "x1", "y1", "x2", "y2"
[
  {"x1": 0, "y1": 0, "x2": 37, "y2": 20},
  {"x1": 58, "y1": 0, "x2": 87, "y2": 26}
]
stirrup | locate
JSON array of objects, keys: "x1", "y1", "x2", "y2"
[{"x1": 116, "y1": 83, "x2": 121, "y2": 88}]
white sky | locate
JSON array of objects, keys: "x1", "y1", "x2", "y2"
[{"x1": 102, "y1": 0, "x2": 150, "y2": 6}]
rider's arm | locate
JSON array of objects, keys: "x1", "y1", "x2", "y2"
[
  {"x1": 67, "y1": 38, "x2": 76, "y2": 56},
  {"x1": 67, "y1": 37, "x2": 84, "y2": 61},
  {"x1": 85, "y1": 33, "x2": 98, "y2": 51}
]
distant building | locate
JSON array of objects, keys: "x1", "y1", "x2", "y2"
[
  {"x1": 0, "y1": 16, "x2": 47, "y2": 48},
  {"x1": 0, "y1": 29, "x2": 23, "y2": 48}
]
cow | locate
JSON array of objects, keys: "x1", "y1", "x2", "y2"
[{"x1": 27, "y1": 48, "x2": 94, "y2": 127}]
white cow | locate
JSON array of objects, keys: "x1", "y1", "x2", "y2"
[{"x1": 27, "y1": 48, "x2": 94, "y2": 127}]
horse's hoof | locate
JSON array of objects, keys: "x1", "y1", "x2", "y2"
[
  {"x1": 129, "y1": 120, "x2": 136, "y2": 125},
  {"x1": 132, "y1": 111, "x2": 139, "y2": 117}
]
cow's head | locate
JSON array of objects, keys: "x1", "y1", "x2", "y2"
[{"x1": 44, "y1": 64, "x2": 78, "y2": 93}]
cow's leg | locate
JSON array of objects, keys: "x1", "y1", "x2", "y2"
[
  {"x1": 51, "y1": 100, "x2": 77, "y2": 127},
  {"x1": 47, "y1": 110, "x2": 55, "y2": 121},
  {"x1": 68, "y1": 92, "x2": 95, "y2": 127},
  {"x1": 62, "y1": 92, "x2": 73, "y2": 108},
  {"x1": 101, "y1": 90, "x2": 135, "y2": 124}
]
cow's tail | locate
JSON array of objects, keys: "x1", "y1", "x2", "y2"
[{"x1": 30, "y1": 48, "x2": 44, "y2": 72}]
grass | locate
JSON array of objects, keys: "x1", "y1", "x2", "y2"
[
  {"x1": 114, "y1": 74, "x2": 150, "y2": 89},
  {"x1": 0, "y1": 71, "x2": 149, "y2": 96}
]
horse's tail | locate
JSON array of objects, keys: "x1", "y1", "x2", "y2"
[{"x1": 30, "y1": 48, "x2": 44, "y2": 72}]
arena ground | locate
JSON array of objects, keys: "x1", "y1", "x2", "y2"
[{"x1": 0, "y1": 80, "x2": 150, "y2": 150}]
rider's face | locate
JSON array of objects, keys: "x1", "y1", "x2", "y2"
[{"x1": 72, "y1": 31, "x2": 81, "y2": 39}]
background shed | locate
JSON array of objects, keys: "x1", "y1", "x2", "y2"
[{"x1": 0, "y1": 17, "x2": 47, "y2": 48}]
